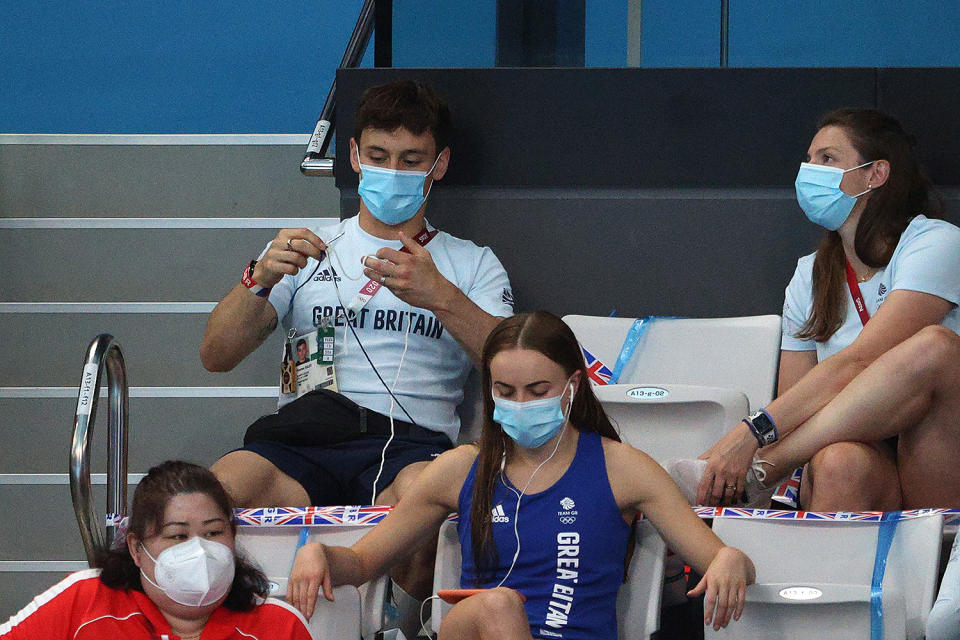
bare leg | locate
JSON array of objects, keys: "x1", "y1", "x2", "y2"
[
  {"x1": 211, "y1": 450, "x2": 310, "y2": 507},
  {"x1": 759, "y1": 326, "x2": 960, "y2": 508},
  {"x1": 798, "y1": 442, "x2": 901, "y2": 511},
  {"x1": 438, "y1": 588, "x2": 533, "y2": 640}
]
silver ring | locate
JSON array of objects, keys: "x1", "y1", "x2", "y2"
[
  {"x1": 286, "y1": 239, "x2": 294, "y2": 251},
  {"x1": 725, "y1": 484, "x2": 737, "y2": 490},
  {"x1": 380, "y1": 275, "x2": 387, "y2": 284}
]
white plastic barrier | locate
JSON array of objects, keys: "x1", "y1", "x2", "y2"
[
  {"x1": 234, "y1": 506, "x2": 393, "y2": 640},
  {"x1": 705, "y1": 513, "x2": 945, "y2": 640}
]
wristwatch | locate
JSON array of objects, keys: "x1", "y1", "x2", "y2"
[
  {"x1": 744, "y1": 409, "x2": 779, "y2": 447},
  {"x1": 241, "y1": 260, "x2": 271, "y2": 297}
]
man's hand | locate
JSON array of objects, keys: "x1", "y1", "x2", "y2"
[
  {"x1": 361, "y1": 230, "x2": 456, "y2": 310},
  {"x1": 255, "y1": 228, "x2": 329, "y2": 288}
]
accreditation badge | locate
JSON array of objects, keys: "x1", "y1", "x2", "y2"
[{"x1": 283, "y1": 317, "x2": 337, "y2": 398}]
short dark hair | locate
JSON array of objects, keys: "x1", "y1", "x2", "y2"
[
  {"x1": 353, "y1": 80, "x2": 451, "y2": 152},
  {"x1": 97, "y1": 461, "x2": 269, "y2": 612}
]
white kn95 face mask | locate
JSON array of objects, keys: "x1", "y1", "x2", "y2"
[{"x1": 140, "y1": 536, "x2": 236, "y2": 607}]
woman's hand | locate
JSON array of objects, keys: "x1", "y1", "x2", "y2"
[
  {"x1": 697, "y1": 424, "x2": 758, "y2": 506},
  {"x1": 288, "y1": 542, "x2": 334, "y2": 620},
  {"x1": 688, "y1": 546, "x2": 755, "y2": 630}
]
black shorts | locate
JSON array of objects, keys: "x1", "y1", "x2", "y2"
[{"x1": 238, "y1": 432, "x2": 451, "y2": 505}]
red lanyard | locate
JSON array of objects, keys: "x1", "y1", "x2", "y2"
[{"x1": 844, "y1": 258, "x2": 871, "y2": 326}]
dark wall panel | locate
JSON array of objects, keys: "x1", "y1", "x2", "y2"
[
  {"x1": 877, "y1": 68, "x2": 960, "y2": 186},
  {"x1": 341, "y1": 188, "x2": 826, "y2": 318},
  {"x1": 336, "y1": 68, "x2": 879, "y2": 188}
]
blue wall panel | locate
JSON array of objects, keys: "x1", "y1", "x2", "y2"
[
  {"x1": 0, "y1": 1, "x2": 372, "y2": 133},
  {"x1": 732, "y1": 0, "x2": 960, "y2": 67},
  {"x1": 393, "y1": 0, "x2": 496, "y2": 67},
  {"x1": 641, "y1": 0, "x2": 721, "y2": 67},
  {"x1": 585, "y1": 0, "x2": 628, "y2": 67}
]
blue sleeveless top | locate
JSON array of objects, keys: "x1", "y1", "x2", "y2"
[{"x1": 458, "y1": 431, "x2": 631, "y2": 640}]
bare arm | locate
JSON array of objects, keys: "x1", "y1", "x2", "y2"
[
  {"x1": 287, "y1": 445, "x2": 476, "y2": 618},
  {"x1": 199, "y1": 228, "x2": 328, "y2": 372},
  {"x1": 777, "y1": 349, "x2": 818, "y2": 396},
  {"x1": 606, "y1": 441, "x2": 754, "y2": 630},
  {"x1": 200, "y1": 285, "x2": 279, "y2": 371}
]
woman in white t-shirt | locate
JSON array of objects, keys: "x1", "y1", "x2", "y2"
[{"x1": 673, "y1": 108, "x2": 960, "y2": 511}]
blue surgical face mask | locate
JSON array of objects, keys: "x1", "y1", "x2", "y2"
[
  {"x1": 357, "y1": 146, "x2": 441, "y2": 225},
  {"x1": 795, "y1": 161, "x2": 874, "y2": 230},
  {"x1": 493, "y1": 381, "x2": 573, "y2": 450}
]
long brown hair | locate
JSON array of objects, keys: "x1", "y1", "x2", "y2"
[
  {"x1": 797, "y1": 108, "x2": 945, "y2": 341},
  {"x1": 98, "y1": 461, "x2": 269, "y2": 611},
  {"x1": 470, "y1": 312, "x2": 621, "y2": 583}
]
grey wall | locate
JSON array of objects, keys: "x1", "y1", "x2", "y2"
[{"x1": 0, "y1": 139, "x2": 340, "y2": 619}]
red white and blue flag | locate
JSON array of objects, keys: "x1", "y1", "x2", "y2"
[
  {"x1": 234, "y1": 505, "x2": 393, "y2": 527},
  {"x1": 581, "y1": 346, "x2": 613, "y2": 385}
]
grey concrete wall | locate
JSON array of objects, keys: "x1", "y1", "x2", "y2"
[{"x1": 0, "y1": 139, "x2": 339, "y2": 620}]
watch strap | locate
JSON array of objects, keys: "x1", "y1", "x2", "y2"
[{"x1": 744, "y1": 408, "x2": 779, "y2": 447}]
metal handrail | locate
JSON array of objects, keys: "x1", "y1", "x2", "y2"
[
  {"x1": 69, "y1": 334, "x2": 129, "y2": 565},
  {"x1": 300, "y1": 0, "x2": 377, "y2": 176}
]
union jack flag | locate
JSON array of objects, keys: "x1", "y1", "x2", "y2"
[
  {"x1": 772, "y1": 466, "x2": 803, "y2": 508},
  {"x1": 234, "y1": 505, "x2": 393, "y2": 527},
  {"x1": 581, "y1": 346, "x2": 613, "y2": 385}
]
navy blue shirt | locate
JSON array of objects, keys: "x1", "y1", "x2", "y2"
[{"x1": 458, "y1": 431, "x2": 631, "y2": 640}]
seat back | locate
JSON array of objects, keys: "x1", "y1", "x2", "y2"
[
  {"x1": 705, "y1": 514, "x2": 944, "y2": 639},
  {"x1": 563, "y1": 314, "x2": 781, "y2": 412},
  {"x1": 593, "y1": 383, "x2": 747, "y2": 464},
  {"x1": 237, "y1": 522, "x2": 388, "y2": 640},
  {"x1": 432, "y1": 518, "x2": 667, "y2": 639}
]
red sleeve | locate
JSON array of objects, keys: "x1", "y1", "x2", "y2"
[
  {"x1": 253, "y1": 599, "x2": 314, "y2": 639},
  {"x1": 0, "y1": 570, "x2": 100, "y2": 640}
]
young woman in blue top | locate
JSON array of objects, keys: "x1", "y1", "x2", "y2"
[
  {"x1": 288, "y1": 311, "x2": 754, "y2": 638},
  {"x1": 687, "y1": 108, "x2": 960, "y2": 511}
]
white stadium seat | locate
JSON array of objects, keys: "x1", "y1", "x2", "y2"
[
  {"x1": 431, "y1": 518, "x2": 668, "y2": 639},
  {"x1": 563, "y1": 314, "x2": 780, "y2": 465},
  {"x1": 705, "y1": 514, "x2": 944, "y2": 640},
  {"x1": 563, "y1": 314, "x2": 781, "y2": 412},
  {"x1": 236, "y1": 522, "x2": 389, "y2": 640}
]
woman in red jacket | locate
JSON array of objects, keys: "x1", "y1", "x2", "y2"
[{"x1": 1, "y1": 461, "x2": 312, "y2": 640}]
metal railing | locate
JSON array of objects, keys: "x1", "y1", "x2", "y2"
[
  {"x1": 69, "y1": 334, "x2": 129, "y2": 564},
  {"x1": 300, "y1": 0, "x2": 377, "y2": 176}
]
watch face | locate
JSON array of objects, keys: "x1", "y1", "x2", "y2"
[{"x1": 751, "y1": 411, "x2": 773, "y2": 434}]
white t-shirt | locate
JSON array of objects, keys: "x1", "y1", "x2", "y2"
[
  {"x1": 781, "y1": 215, "x2": 960, "y2": 360},
  {"x1": 266, "y1": 215, "x2": 514, "y2": 443}
]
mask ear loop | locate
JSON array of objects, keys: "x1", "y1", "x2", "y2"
[{"x1": 495, "y1": 378, "x2": 572, "y2": 588}]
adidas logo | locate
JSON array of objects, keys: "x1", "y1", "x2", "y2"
[
  {"x1": 313, "y1": 267, "x2": 341, "y2": 282},
  {"x1": 491, "y1": 504, "x2": 510, "y2": 523}
]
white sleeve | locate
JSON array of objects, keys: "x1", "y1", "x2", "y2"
[
  {"x1": 465, "y1": 247, "x2": 515, "y2": 318},
  {"x1": 780, "y1": 261, "x2": 816, "y2": 352},
  {"x1": 890, "y1": 221, "x2": 960, "y2": 306}
]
